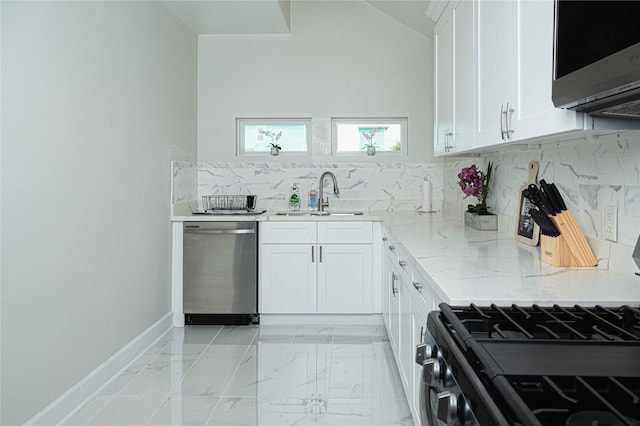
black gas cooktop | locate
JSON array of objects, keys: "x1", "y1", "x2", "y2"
[{"x1": 430, "y1": 304, "x2": 640, "y2": 426}]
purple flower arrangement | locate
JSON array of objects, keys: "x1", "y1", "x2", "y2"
[{"x1": 458, "y1": 162, "x2": 493, "y2": 214}]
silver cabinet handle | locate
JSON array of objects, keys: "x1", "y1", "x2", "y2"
[
  {"x1": 500, "y1": 104, "x2": 506, "y2": 140},
  {"x1": 311, "y1": 245, "x2": 315, "y2": 263},
  {"x1": 319, "y1": 245, "x2": 323, "y2": 263},
  {"x1": 413, "y1": 281, "x2": 423, "y2": 290},
  {"x1": 391, "y1": 272, "x2": 399, "y2": 296},
  {"x1": 399, "y1": 260, "x2": 407, "y2": 268},
  {"x1": 382, "y1": 237, "x2": 388, "y2": 241},
  {"x1": 445, "y1": 130, "x2": 453, "y2": 152},
  {"x1": 505, "y1": 102, "x2": 514, "y2": 138},
  {"x1": 388, "y1": 245, "x2": 396, "y2": 252}
]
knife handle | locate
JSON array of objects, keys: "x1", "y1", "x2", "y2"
[
  {"x1": 549, "y1": 183, "x2": 568, "y2": 211},
  {"x1": 539, "y1": 180, "x2": 561, "y2": 214}
]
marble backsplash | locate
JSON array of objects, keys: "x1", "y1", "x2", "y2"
[
  {"x1": 444, "y1": 131, "x2": 640, "y2": 247},
  {"x1": 172, "y1": 131, "x2": 640, "y2": 249},
  {"x1": 172, "y1": 161, "x2": 445, "y2": 212}
]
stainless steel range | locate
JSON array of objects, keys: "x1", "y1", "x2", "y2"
[{"x1": 418, "y1": 303, "x2": 640, "y2": 425}]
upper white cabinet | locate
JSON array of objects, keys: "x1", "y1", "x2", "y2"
[
  {"x1": 435, "y1": 0, "x2": 582, "y2": 155},
  {"x1": 475, "y1": 0, "x2": 512, "y2": 148},
  {"x1": 434, "y1": 0, "x2": 475, "y2": 155},
  {"x1": 260, "y1": 221, "x2": 373, "y2": 314},
  {"x1": 433, "y1": 7, "x2": 453, "y2": 155}
]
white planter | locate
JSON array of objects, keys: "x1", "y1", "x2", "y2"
[
  {"x1": 270, "y1": 147, "x2": 280, "y2": 156},
  {"x1": 464, "y1": 211, "x2": 497, "y2": 231}
]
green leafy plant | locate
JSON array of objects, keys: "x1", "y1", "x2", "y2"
[{"x1": 259, "y1": 129, "x2": 282, "y2": 150}]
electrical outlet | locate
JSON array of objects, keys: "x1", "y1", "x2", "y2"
[{"x1": 604, "y1": 206, "x2": 617, "y2": 242}]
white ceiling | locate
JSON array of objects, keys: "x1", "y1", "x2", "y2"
[{"x1": 163, "y1": 0, "x2": 436, "y2": 38}]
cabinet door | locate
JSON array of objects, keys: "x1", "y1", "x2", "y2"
[
  {"x1": 511, "y1": 0, "x2": 580, "y2": 139},
  {"x1": 317, "y1": 221, "x2": 372, "y2": 244},
  {"x1": 317, "y1": 244, "x2": 373, "y2": 313},
  {"x1": 411, "y1": 299, "x2": 428, "y2": 424},
  {"x1": 475, "y1": 0, "x2": 513, "y2": 148},
  {"x1": 261, "y1": 221, "x2": 316, "y2": 244},
  {"x1": 260, "y1": 244, "x2": 316, "y2": 314},
  {"x1": 388, "y1": 266, "x2": 401, "y2": 356},
  {"x1": 381, "y1": 239, "x2": 391, "y2": 328},
  {"x1": 451, "y1": 0, "x2": 475, "y2": 152},
  {"x1": 433, "y1": 5, "x2": 453, "y2": 156},
  {"x1": 399, "y1": 277, "x2": 413, "y2": 395}
]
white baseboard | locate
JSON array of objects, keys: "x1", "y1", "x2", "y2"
[
  {"x1": 259, "y1": 313, "x2": 384, "y2": 326},
  {"x1": 24, "y1": 312, "x2": 173, "y2": 426}
]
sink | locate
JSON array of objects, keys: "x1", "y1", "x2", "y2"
[{"x1": 273, "y1": 210, "x2": 363, "y2": 216}]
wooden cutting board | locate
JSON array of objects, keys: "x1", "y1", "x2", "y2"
[{"x1": 515, "y1": 161, "x2": 540, "y2": 246}]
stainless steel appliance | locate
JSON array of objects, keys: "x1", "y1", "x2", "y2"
[
  {"x1": 417, "y1": 303, "x2": 640, "y2": 425},
  {"x1": 183, "y1": 221, "x2": 259, "y2": 325},
  {"x1": 552, "y1": 0, "x2": 640, "y2": 118}
]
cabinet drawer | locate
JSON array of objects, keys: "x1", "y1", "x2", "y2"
[
  {"x1": 318, "y1": 221, "x2": 372, "y2": 244},
  {"x1": 261, "y1": 222, "x2": 316, "y2": 244}
]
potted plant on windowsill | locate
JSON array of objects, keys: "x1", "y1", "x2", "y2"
[
  {"x1": 361, "y1": 127, "x2": 386, "y2": 156},
  {"x1": 259, "y1": 129, "x2": 282, "y2": 155},
  {"x1": 458, "y1": 162, "x2": 497, "y2": 230}
]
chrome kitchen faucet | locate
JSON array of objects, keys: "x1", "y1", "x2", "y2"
[{"x1": 318, "y1": 171, "x2": 339, "y2": 211}]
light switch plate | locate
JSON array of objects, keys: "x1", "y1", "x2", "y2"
[{"x1": 604, "y1": 206, "x2": 617, "y2": 242}]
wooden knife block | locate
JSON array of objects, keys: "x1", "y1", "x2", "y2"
[{"x1": 540, "y1": 209, "x2": 597, "y2": 267}]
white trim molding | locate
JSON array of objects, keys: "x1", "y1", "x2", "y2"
[{"x1": 24, "y1": 313, "x2": 173, "y2": 426}]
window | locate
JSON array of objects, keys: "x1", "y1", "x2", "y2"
[
  {"x1": 332, "y1": 118, "x2": 407, "y2": 155},
  {"x1": 237, "y1": 118, "x2": 311, "y2": 155}
]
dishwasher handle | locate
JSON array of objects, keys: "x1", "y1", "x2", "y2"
[{"x1": 184, "y1": 228, "x2": 255, "y2": 235}]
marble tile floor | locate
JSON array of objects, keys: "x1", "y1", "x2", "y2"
[{"x1": 62, "y1": 325, "x2": 414, "y2": 426}]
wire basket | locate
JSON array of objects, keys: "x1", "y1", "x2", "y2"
[{"x1": 202, "y1": 195, "x2": 256, "y2": 211}]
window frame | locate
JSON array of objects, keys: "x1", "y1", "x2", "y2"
[
  {"x1": 236, "y1": 118, "x2": 312, "y2": 156},
  {"x1": 331, "y1": 117, "x2": 408, "y2": 156}
]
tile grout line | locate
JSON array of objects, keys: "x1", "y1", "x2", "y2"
[
  {"x1": 203, "y1": 326, "x2": 260, "y2": 426},
  {"x1": 143, "y1": 325, "x2": 227, "y2": 425}
]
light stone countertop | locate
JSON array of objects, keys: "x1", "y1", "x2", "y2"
[
  {"x1": 378, "y1": 210, "x2": 640, "y2": 307},
  {"x1": 172, "y1": 203, "x2": 640, "y2": 306}
]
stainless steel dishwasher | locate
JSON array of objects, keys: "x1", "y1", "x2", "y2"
[{"x1": 183, "y1": 221, "x2": 259, "y2": 325}]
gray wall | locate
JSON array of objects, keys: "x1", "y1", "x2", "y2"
[
  {"x1": 197, "y1": 0, "x2": 435, "y2": 163},
  {"x1": 0, "y1": 2, "x2": 197, "y2": 424}
]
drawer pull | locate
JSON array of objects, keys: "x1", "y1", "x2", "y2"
[{"x1": 413, "y1": 281, "x2": 423, "y2": 290}]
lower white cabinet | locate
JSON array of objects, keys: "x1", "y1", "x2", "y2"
[
  {"x1": 260, "y1": 221, "x2": 373, "y2": 314},
  {"x1": 260, "y1": 244, "x2": 317, "y2": 313},
  {"x1": 381, "y1": 226, "x2": 444, "y2": 426}
]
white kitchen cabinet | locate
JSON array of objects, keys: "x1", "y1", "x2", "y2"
[
  {"x1": 380, "y1": 226, "x2": 446, "y2": 426},
  {"x1": 260, "y1": 221, "x2": 373, "y2": 314},
  {"x1": 436, "y1": 0, "x2": 581, "y2": 155},
  {"x1": 433, "y1": 7, "x2": 453, "y2": 156},
  {"x1": 509, "y1": 0, "x2": 581, "y2": 140},
  {"x1": 381, "y1": 233, "x2": 392, "y2": 329},
  {"x1": 434, "y1": 0, "x2": 475, "y2": 155},
  {"x1": 410, "y1": 299, "x2": 428, "y2": 425},
  {"x1": 476, "y1": 0, "x2": 581, "y2": 148},
  {"x1": 260, "y1": 244, "x2": 317, "y2": 313},
  {"x1": 475, "y1": 0, "x2": 512, "y2": 148}
]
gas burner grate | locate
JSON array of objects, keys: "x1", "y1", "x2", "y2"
[
  {"x1": 498, "y1": 375, "x2": 640, "y2": 426},
  {"x1": 444, "y1": 303, "x2": 640, "y2": 343}
]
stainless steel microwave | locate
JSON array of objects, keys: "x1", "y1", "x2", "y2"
[{"x1": 552, "y1": 0, "x2": 640, "y2": 119}]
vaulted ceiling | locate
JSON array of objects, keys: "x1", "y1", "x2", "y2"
[{"x1": 163, "y1": 0, "x2": 437, "y2": 38}]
